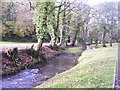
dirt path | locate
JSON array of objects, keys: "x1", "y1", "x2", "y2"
[{"x1": 0, "y1": 43, "x2": 50, "y2": 52}]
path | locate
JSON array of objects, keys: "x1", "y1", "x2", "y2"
[{"x1": 114, "y1": 43, "x2": 120, "y2": 89}]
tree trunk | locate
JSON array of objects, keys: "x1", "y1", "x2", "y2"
[
  {"x1": 109, "y1": 32, "x2": 113, "y2": 47},
  {"x1": 50, "y1": 36, "x2": 56, "y2": 47},
  {"x1": 95, "y1": 39, "x2": 98, "y2": 46},
  {"x1": 49, "y1": 6, "x2": 60, "y2": 49},
  {"x1": 102, "y1": 32, "x2": 107, "y2": 47},
  {"x1": 77, "y1": 37, "x2": 87, "y2": 50},
  {"x1": 51, "y1": 5, "x2": 61, "y2": 48},
  {"x1": 37, "y1": 37, "x2": 44, "y2": 51},
  {"x1": 59, "y1": 3, "x2": 66, "y2": 47},
  {"x1": 110, "y1": 39, "x2": 112, "y2": 47},
  {"x1": 103, "y1": 40, "x2": 106, "y2": 47},
  {"x1": 81, "y1": 39, "x2": 87, "y2": 50},
  {"x1": 90, "y1": 38, "x2": 93, "y2": 44},
  {"x1": 59, "y1": 26, "x2": 66, "y2": 47},
  {"x1": 71, "y1": 30, "x2": 78, "y2": 46}
]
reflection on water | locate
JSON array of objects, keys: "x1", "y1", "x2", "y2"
[{"x1": 2, "y1": 54, "x2": 80, "y2": 88}]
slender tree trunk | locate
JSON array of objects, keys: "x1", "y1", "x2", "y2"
[
  {"x1": 109, "y1": 32, "x2": 113, "y2": 47},
  {"x1": 102, "y1": 26, "x2": 107, "y2": 47},
  {"x1": 102, "y1": 32, "x2": 107, "y2": 47},
  {"x1": 90, "y1": 38, "x2": 93, "y2": 44},
  {"x1": 28, "y1": 0, "x2": 32, "y2": 11},
  {"x1": 110, "y1": 39, "x2": 112, "y2": 47},
  {"x1": 95, "y1": 39, "x2": 98, "y2": 46}
]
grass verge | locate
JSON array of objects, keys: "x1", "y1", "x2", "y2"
[
  {"x1": 65, "y1": 46, "x2": 83, "y2": 54},
  {"x1": 34, "y1": 44, "x2": 117, "y2": 88}
]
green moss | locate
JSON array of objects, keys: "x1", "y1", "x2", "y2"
[{"x1": 33, "y1": 44, "x2": 117, "y2": 88}]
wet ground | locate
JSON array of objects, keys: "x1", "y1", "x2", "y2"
[{"x1": 1, "y1": 53, "x2": 80, "y2": 89}]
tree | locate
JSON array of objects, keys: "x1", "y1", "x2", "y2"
[
  {"x1": 70, "y1": 2, "x2": 90, "y2": 47},
  {"x1": 92, "y1": 2, "x2": 118, "y2": 47},
  {"x1": 1, "y1": 2, "x2": 18, "y2": 40},
  {"x1": 33, "y1": 0, "x2": 75, "y2": 50},
  {"x1": 58, "y1": 1, "x2": 72, "y2": 47},
  {"x1": 33, "y1": 2, "x2": 50, "y2": 50},
  {"x1": 1, "y1": 2, "x2": 36, "y2": 42},
  {"x1": 49, "y1": 0, "x2": 74, "y2": 49},
  {"x1": 1, "y1": 2, "x2": 16, "y2": 25}
]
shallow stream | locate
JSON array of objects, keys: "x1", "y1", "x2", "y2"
[
  {"x1": 2, "y1": 53, "x2": 80, "y2": 88},
  {"x1": 1, "y1": 46, "x2": 93, "y2": 89}
]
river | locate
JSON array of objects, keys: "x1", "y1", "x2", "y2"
[{"x1": 1, "y1": 46, "x2": 93, "y2": 89}]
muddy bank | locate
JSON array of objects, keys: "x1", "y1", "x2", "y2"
[{"x1": 1, "y1": 46, "x2": 60, "y2": 76}]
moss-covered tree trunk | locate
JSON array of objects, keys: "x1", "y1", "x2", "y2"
[
  {"x1": 37, "y1": 37, "x2": 44, "y2": 51},
  {"x1": 59, "y1": 6, "x2": 66, "y2": 47},
  {"x1": 49, "y1": 4, "x2": 61, "y2": 49},
  {"x1": 49, "y1": 30, "x2": 59, "y2": 50}
]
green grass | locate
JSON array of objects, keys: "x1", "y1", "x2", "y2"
[
  {"x1": 65, "y1": 46, "x2": 83, "y2": 54},
  {"x1": 90, "y1": 43, "x2": 112, "y2": 48},
  {"x1": 0, "y1": 41, "x2": 37, "y2": 44},
  {"x1": 34, "y1": 44, "x2": 117, "y2": 88}
]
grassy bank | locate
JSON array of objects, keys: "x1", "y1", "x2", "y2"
[
  {"x1": 65, "y1": 46, "x2": 83, "y2": 54},
  {"x1": 34, "y1": 44, "x2": 117, "y2": 88}
]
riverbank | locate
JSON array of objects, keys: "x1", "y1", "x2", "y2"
[
  {"x1": 2, "y1": 45, "x2": 84, "y2": 88},
  {"x1": 34, "y1": 44, "x2": 117, "y2": 88},
  {"x1": 1, "y1": 45, "x2": 84, "y2": 76},
  {"x1": 1, "y1": 46, "x2": 59, "y2": 76}
]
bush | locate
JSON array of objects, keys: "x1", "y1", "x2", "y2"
[
  {"x1": 8, "y1": 47, "x2": 18, "y2": 60},
  {"x1": 20, "y1": 48, "x2": 39, "y2": 59}
]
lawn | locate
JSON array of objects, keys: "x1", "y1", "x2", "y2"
[
  {"x1": 65, "y1": 46, "x2": 83, "y2": 54},
  {"x1": 0, "y1": 41, "x2": 37, "y2": 44},
  {"x1": 34, "y1": 43, "x2": 118, "y2": 88}
]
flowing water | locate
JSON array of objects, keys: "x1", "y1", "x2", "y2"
[
  {"x1": 1, "y1": 46, "x2": 93, "y2": 89},
  {"x1": 1, "y1": 53, "x2": 81, "y2": 89}
]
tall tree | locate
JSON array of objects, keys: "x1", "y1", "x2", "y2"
[
  {"x1": 93, "y1": 2, "x2": 118, "y2": 47},
  {"x1": 33, "y1": 2, "x2": 51, "y2": 50},
  {"x1": 70, "y1": 2, "x2": 90, "y2": 47}
]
